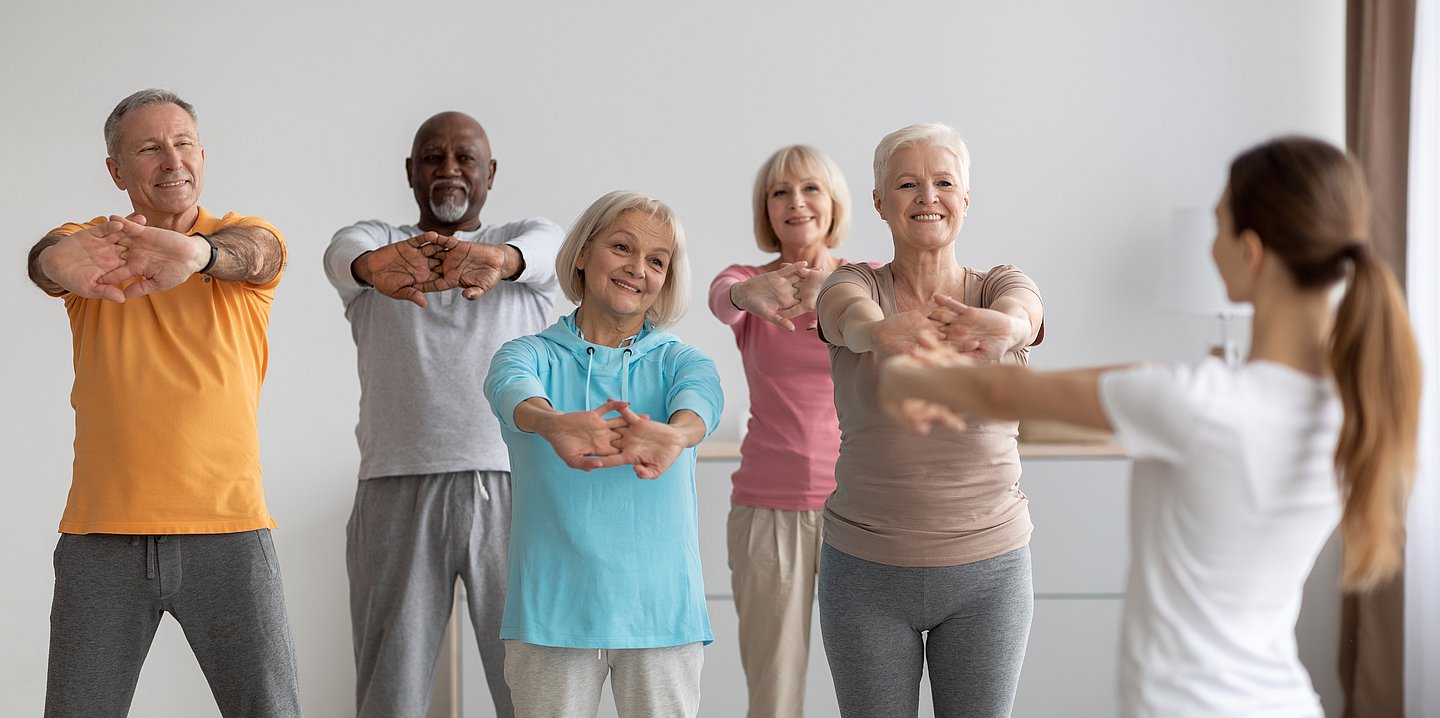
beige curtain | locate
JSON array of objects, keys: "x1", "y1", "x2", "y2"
[{"x1": 1342, "y1": 0, "x2": 1415, "y2": 715}]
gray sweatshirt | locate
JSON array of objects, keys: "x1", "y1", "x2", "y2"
[{"x1": 323, "y1": 218, "x2": 563, "y2": 479}]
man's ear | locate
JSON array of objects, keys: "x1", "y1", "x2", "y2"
[
  {"x1": 487, "y1": 159, "x2": 497, "y2": 189},
  {"x1": 405, "y1": 157, "x2": 414, "y2": 188},
  {"x1": 106, "y1": 157, "x2": 126, "y2": 191}
]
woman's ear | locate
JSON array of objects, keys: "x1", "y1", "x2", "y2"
[{"x1": 1239, "y1": 229, "x2": 1265, "y2": 275}]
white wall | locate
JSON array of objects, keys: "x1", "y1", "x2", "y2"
[{"x1": 0, "y1": 1, "x2": 1345, "y2": 715}]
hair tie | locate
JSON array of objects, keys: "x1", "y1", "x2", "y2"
[{"x1": 1342, "y1": 242, "x2": 1367, "y2": 260}]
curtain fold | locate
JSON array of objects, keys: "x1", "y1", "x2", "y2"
[
  {"x1": 1342, "y1": 1, "x2": 1415, "y2": 716},
  {"x1": 1405, "y1": 1, "x2": 1439, "y2": 714}
]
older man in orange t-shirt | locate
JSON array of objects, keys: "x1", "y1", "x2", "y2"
[{"x1": 26, "y1": 89, "x2": 300, "y2": 718}]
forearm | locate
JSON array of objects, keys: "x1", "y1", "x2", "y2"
[
  {"x1": 666, "y1": 409, "x2": 708, "y2": 448},
  {"x1": 513, "y1": 397, "x2": 559, "y2": 435},
  {"x1": 991, "y1": 294, "x2": 1043, "y2": 350},
  {"x1": 496, "y1": 244, "x2": 523, "y2": 280},
  {"x1": 27, "y1": 235, "x2": 64, "y2": 294},
  {"x1": 708, "y1": 276, "x2": 745, "y2": 325},
  {"x1": 829, "y1": 299, "x2": 882, "y2": 353},
  {"x1": 904, "y1": 364, "x2": 1115, "y2": 430},
  {"x1": 206, "y1": 226, "x2": 284, "y2": 283}
]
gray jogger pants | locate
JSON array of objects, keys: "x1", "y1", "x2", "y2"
[
  {"x1": 45, "y1": 530, "x2": 301, "y2": 718},
  {"x1": 347, "y1": 470, "x2": 512, "y2": 718},
  {"x1": 818, "y1": 543, "x2": 1033, "y2": 718}
]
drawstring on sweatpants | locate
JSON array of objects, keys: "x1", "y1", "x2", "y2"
[{"x1": 475, "y1": 471, "x2": 490, "y2": 502}]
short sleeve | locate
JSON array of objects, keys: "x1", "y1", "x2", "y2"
[
  {"x1": 1098, "y1": 361, "x2": 1218, "y2": 463},
  {"x1": 977, "y1": 264, "x2": 1044, "y2": 346},
  {"x1": 483, "y1": 337, "x2": 551, "y2": 433},
  {"x1": 815, "y1": 263, "x2": 881, "y2": 345}
]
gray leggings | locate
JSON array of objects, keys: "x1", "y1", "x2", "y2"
[{"x1": 818, "y1": 543, "x2": 1033, "y2": 718}]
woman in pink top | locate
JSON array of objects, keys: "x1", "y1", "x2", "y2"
[{"x1": 708, "y1": 145, "x2": 852, "y2": 718}]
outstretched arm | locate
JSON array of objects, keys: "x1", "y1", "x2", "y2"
[
  {"x1": 880, "y1": 355, "x2": 1118, "y2": 433},
  {"x1": 514, "y1": 397, "x2": 630, "y2": 470},
  {"x1": 818, "y1": 280, "x2": 945, "y2": 358},
  {"x1": 96, "y1": 215, "x2": 285, "y2": 298},
  {"x1": 28, "y1": 222, "x2": 128, "y2": 301}
]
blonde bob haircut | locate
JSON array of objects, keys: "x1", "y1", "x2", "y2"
[
  {"x1": 752, "y1": 145, "x2": 852, "y2": 253},
  {"x1": 555, "y1": 190, "x2": 692, "y2": 328},
  {"x1": 873, "y1": 122, "x2": 971, "y2": 193}
]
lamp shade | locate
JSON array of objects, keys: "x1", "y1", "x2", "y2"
[{"x1": 1157, "y1": 207, "x2": 1254, "y2": 317}]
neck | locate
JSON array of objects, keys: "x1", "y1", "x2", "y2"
[
  {"x1": 777, "y1": 243, "x2": 836, "y2": 270},
  {"x1": 142, "y1": 205, "x2": 200, "y2": 233},
  {"x1": 575, "y1": 304, "x2": 646, "y2": 348},
  {"x1": 890, "y1": 242, "x2": 963, "y2": 299},
  {"x1": 1247, "y1": 288, "x2": 1333, "y2": 376},
  {"x1": 419, "y1": 216, "x2": 482, "y2": 234}
]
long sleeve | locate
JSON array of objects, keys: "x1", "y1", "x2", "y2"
[
  {"x1": 709, "y1": 264, "x2": 757, "y2": 327},
  {"x1": 323, "y1": 220, "x2": 391, "y2": 308},
  {"x1": 504, "y1": 217, "x2": 563, "y2": 288}
]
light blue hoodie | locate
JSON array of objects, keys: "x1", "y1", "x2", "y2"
[{"x1": 484, "y1": 311, "x2": 723, "y2": 649}]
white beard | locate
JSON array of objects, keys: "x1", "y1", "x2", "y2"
[{"x1": 431, "y1": 195, "x2": 470, "y2": 223}]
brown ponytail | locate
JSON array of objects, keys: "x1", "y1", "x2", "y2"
[
  {"x1": 1229, "y1": 137, "x2": 1420, "y2": 591},
  {"x1": 1328, "y1": 249, "x2": 1420, "y2": 590}
]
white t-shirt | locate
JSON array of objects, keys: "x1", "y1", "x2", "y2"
[{"x1": 1099, "y1": 358, "x2": 1342, "y2": 718}]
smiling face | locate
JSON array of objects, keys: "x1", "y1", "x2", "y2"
[
  {"x1": 406, "y1": 112, "x2": 495, "y2": 233},
  {"x1": 873, "y1": 143, "x2": 969, "y2": 250},
  {"x1": 766, "y1": 173, "x2": 834, "y2": 252},
  {"x1": 105, "y1": 102, "x2": 204, "y2": 228},
  {"x1": 577, "y1": 210, "x2": 674, "y2": 325}
]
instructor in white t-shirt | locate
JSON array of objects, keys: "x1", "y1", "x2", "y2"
[{"x1": 876, "y1": 135, "x2": 1420, "y2": 718}]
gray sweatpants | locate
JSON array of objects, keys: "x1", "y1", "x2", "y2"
[
  {"x1": 503, "y1": 641, "x2": 703, "y2": 718},
  {"x1": 347, "y1": 470, "x2": 512, "y2": 718},
  {"x1": 45, "y1": 530, "x2": 301, "y2": 718},
  {"x1": 818, "y1": 543, "x2": 1033, "y2": 718}
]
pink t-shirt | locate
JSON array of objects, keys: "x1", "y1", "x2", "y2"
[
  {"x1": 709, "y1": 263, "x2": 845, "y2": 510},
  {"x1": 817, "y1": 262, "x2": 1044, "y2": 567}
]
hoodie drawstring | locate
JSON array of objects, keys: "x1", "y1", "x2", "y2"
[
  {"x1": 621, "y1": 349, "x2": 632, "y2": 404},
  {"x1": 584, "y1": 347, "x2": 596, "y2": 410}
]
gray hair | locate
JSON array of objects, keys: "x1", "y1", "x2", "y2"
[
  {"x1": 104, "y1": 89, "x2": 197, "y2": 159},
  {"x1": 873, "y1": 122, "x2": 971, "y2": 192},
  {"x1": 555, "y1": 190, "x2": 692, "y2": 328}
]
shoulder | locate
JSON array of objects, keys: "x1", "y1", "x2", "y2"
[
  {"x1": 335, "y1": 219, "x2": 405, "y2": 239},
  {"x1": 47, "y1": 217, "x2": 109, "y2": 237},
  {"x1": 490, "y1": 217, "x2": 563, "y2": 239},
  {"x1": 714, "y1": 263, "x2": 766, "y2": 282}
]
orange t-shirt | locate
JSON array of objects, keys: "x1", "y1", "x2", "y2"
[{"x1": 49, "y1": 207, "x2": 286, "y2": 534}]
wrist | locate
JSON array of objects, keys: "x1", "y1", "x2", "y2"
[
  {"x1": 194, "y1": 233, "x2": 217, "y2": 274},
  {"x1": 501, "y1": 244, "x2": 525, "y2": 280},
  {"x1": 351, "y1": 251, "x2": 374, "y2": 287}
]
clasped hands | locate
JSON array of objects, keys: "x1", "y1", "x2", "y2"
[
  {"x1": 540, "y1": 399, "x2": 689, "y2": 480},
  {"x1": 40, "y1": 214, "x2": 212, "y2": 302},
  {"x1": 730, "y1": 260, "x2": 829, "y2": 331},
  {"x1": 872, "y1": 294, "x2": 1024, "y2": 435},
  {"x1": 360, "y1": 232, "x2": 512, "y2": 308}
]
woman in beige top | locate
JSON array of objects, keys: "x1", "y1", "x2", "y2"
[{"x1": 815, "y1": 123, "x2": 1044, "y2": 718}]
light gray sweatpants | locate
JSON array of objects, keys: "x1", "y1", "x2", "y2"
[
  {"x1": 819, "y1": 543, "x2": 1033, "y2": 718},
  {"x1": 347, "y1": 470, "x2": 512, "y2": 718},
  {"x1": 45, "y1": 530, "x2": 301, "y2": 718},
  {"x1": 504, "y1": 641, "x2": 703, "y2": 718}
]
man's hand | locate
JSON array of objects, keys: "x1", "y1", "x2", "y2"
[
  {"x1": 420, "y1": 236, "x2": 513, "y2": 301},
  {"x1": 356, "y1": 233, "x2": 446, "y2": 307},
  {"x1": 95, "y1": 214, "x2": 211, "y2": 299},
  {"x1": 535, "y1": 399, "x2": 631, "y2": 470},
  {"x1": 33, "y1": 221, "x2": 129, "y2": 302},
  {"x1": 592, "y1": 405, "x2": 692, "y2": 480}
]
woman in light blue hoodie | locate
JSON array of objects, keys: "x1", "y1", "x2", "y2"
[{"x1": 484, "y1": 191, "x2": 723, "y2": 718}]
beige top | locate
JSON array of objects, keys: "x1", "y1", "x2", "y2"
[{"x1": 817, "y1": 263, "x2": 1044, "y2": 567}]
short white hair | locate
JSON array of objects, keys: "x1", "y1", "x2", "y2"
[
  {"x1": 555, "y1": 191, "x2": 691, "y2": 328},
  {"x1": 873, "y1": 122, "x2": 971, "y2": 192}
]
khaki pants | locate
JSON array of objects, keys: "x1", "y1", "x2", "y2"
[{"x1": 727, "y1": 504, "x2": 824, "y2": 718}]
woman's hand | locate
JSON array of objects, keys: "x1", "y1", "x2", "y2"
[
  {"x1": 879, "y1": 344, "x2": 972, "y2": 434},
  {"x1": 731, "y1": 261, "x2": 821, "y2": 331},
  {"x1": 869, "y1": 299, "x2": 947, "y2": 358},
  {"x1": 927, "y1": 294, "x2": 1029, "y2": 362},
  {"x1": 533, "y1": 399, "x2": 631, "y2": 470},
  {"x1": 593, "y1": 405, "x2": 704, "y2": 479}
]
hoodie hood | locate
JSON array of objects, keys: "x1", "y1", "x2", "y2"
[{"x1": 535, "y1": 311, "x2": 683, "y2": 409}]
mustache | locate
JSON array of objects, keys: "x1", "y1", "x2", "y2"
[{"x1": 430, "y1": 179, "x2": 469, "y2": 192}]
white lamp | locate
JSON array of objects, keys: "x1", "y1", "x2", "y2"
[{"x1": 1158, "y1": 208, "x2": 1253, "y2": 365}]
